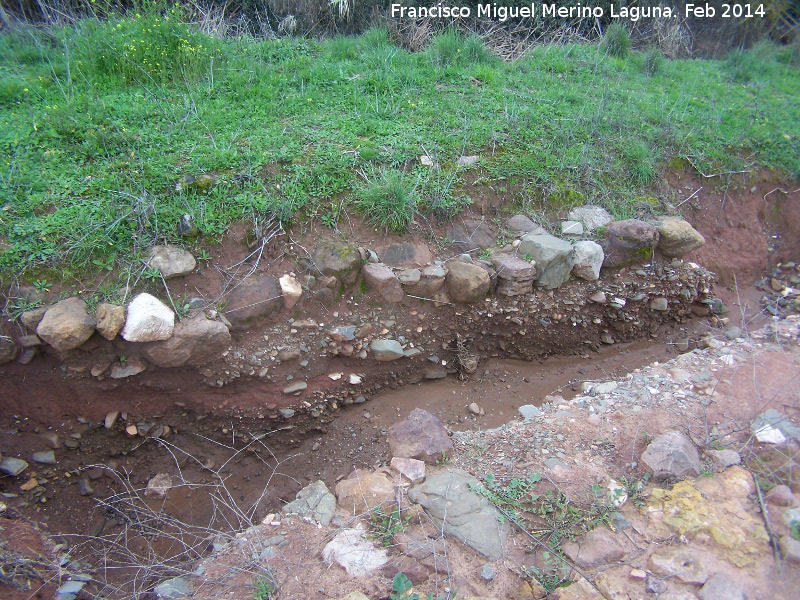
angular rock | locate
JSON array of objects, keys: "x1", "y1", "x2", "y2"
[
  {"x1": 641, "y1": 431, "x2": 702, "y2": 479},
  {"x1": 653, "y1": 217, "x2": 706, "y2": 258},
  {"x1": 362, "y1": 263, "x2": 404, "y2": 303},
  {"x1": 709, "y1": 449, "x2": 741, "y2": 467},
  {"x1": 145, "y1": 473, "x2": 174, "y2": 498},
  {"x1": 141, "y1": 315, "x2": 231, "y2": 367},
  {"x1": 445, "y1": 260, "x2": 490, "y2": 303},
  {"x1": 779, "y1": 535, "x2": 800, "y2": 565},
  {"x1": 223, "y1": 275, "x2": 282, "y2": 330},
  {"x1": 390, "y1": 457, "x2": 426, "y2": 483},
  {"x1": 279, "y1": 274, "x2": 302, "y2": 309},
  {"x1": 146, "y1": 245, "x2": 196, "y2": 279},
  {"x1": 121, "y1": 293, "x2": 175, "y2": 342},
  {"x1": 36, "y1": 297, "x2": 95, "y2": 351},
  {"x1": 562, "y1": 527, "x2": 626, "y2": 568},
  {"x1": 408, "y1": 265, "x2": 447, "y2": 297},
  {"x1": 561, "y1": 220, "x2": 584, "y2": 236},
  {"x1": 154, "y1": 576, "x2": 192, "y2": 599},
  {"x1": 310, "y1": 240, "x2": 362, "y2": 286},
  {"x1": 698, "y1": 573, "x2": 745, "y2": 600},
  {"x1": 322, "y1": 523, "x2": 389, "y2": 576},
  {"x1": 32, "y1": 450, "x2": 56, "y2": 464},
  {"x1": 370, "y1": 339, "x2": 405, "y2": 361},
  {"x1": 20, "y1": 306, "x2": 49, "y2": 330},
  {"x1": 0, "y1": 335, "x2": 17, "y2": 365},
  {"x1": 397, "y1": 268, "x2": 421, "y2": 285},
  {"x1": 571, "y1": 241, "x2": 604, "y2": 281},
  {"x1": 506, "y1": 214, "x2": 547, "y2": 236},
  {"x1": 649, "y1": 549, "x2": 708, "y2": 585},
  {"x1": 109, "y1": 356, "x2": 148, "y2": 379},
  {"x1": 518, "y1": 233, "x2": 574, "y2": 289},
  {"x1": 0, "y1": 457, "x2": 28, "y2": 476},
  {"x1": 568, "y1": 205, "x2": 613, "y2": 232},
  {"x1": 388, "y1": 408, "x2": 453, "y2": 464},
  {"x1": 408, "y1": 469, "x2": 509, "y2": 560},
  {"x1": 282, "y1": 479, "x2": 337, "y2": 526},
  {"x1": 16, "y1": 334, "x2": 40, "y2": 348},
  {"x1": 650, "y1": 297, "x2": 669, "y2": 311},
  {"x1": 765, "y1": 484, "x2": 794, "y2": 507},
  {"x1": 549, "y1": 578, "x2": 603, "y2": 599},
  {"x1": 518, "y1": 405, "x2": 541, "y2": 419},
  {"x1": 751, "y1": 409, "x2": 800, "y2": 444},
  {"x1": 601, "y1": 220, "x2": 659, "y2": 268},
  {"x1": 377, "y1": 242, "x2": 433, "y2": 267},
  {"x1": 95, "y1": 303, "x2": 126, "y2": 340},
  {"x1": 456, "y1": 155, "x2": 480, "y2": 167},
  {"x1": 492, "y1": 256, "x2": 536, "y2": 297},
  {"x1": 335, "y1": 470, "x2": 395, "y2": 514},
  {"x1": 447, "y1": 220, "x2": 496, "y2": 253}
]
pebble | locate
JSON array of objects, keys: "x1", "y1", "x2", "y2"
[
  {"x1": 79, "y1": 478, "x2": 94, "y2": 497},
  {"x1": 32, "y1": 451, "x2": 56, "y2": 465},
  {"x1": 480, "y1": 563, "x2": 495, "y2": 581},
  {"x1": 0, "y1": 457, "x2": 29, "y2": 476},
  {"x1": 282, "y1": 381, "x2": 307, "y2": 394},
  {"x1": 279, "y1": 409, "x2": 295, "y2": 418},
  {"x1": 105, "y1": 411, "x2": 119, "y2": 429}
]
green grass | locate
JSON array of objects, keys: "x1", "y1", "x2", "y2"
[{"x1": 1, "y1": 4, "x2": 799, "y2": 283}]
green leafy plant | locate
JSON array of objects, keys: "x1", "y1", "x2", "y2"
[
  {"x1": 32, "y1": 279, "x2": 52, "y2": 293},
  {"x1": 435, "y1": 450, "x2": 451, "y2": 465},
  {"x1": 643, "y1": 47, "x2": 664, "y2": 76},
  {"x1": 253, "y1": 576, "x2": 274, "y2": 600},
  {"x1": 619, "y1": 473, "x2": 650, "y2": 507},
  {"x1": 197, "y1": 249, "x2": 212, "y2": 262},
  {"x1": 143, "y1": 267, "x2": 161, "y2": 281},
  {"x1": 479, "y1": 248, "x2": 492, "y2": 261},
  {"x1": 4, "y1": 296, "x2": 43, "y2": 320},
  {"x1": 370, "y1": 506, "x2": 410, "y2": 547},
  {"x1": 390, "y1": 572, "x2": 416, "y2": 600},
  {"x1": 791, "y1": 520, "x2": 800, "y2": 542}
]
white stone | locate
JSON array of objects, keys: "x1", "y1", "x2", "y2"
[
  {"x1": 561, "y1": 220, "x2": 584, "y2": 235},
  {"x1": 145, "y1": 473, "x2": 174, "y2": 498},
  {"x1": 572, "y1": 241, "x2": 604, "y2": 281},
  {"x1": 349, "y1": 373, "x2": 362, "y2": 384},
  {"x1": 390, "y1": 457, "x2": 426, "y2": 483},
  {"x1": 568, "y1": 205, "x2": 613, "y2": 232},
  {"x1": 322, "y1": 524, "x2": 389, "y2": 576},
  {"x1": 755, "y1": 425, "x2": 786, "y2": 444},
  {"x1": 121, "y1": 293, "x2": 175, "y2": 342},
  {"x1": 279, "y1": 274, "x2": 302, "y2": 309}
]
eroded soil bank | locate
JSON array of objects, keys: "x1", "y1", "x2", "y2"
[{"x1": 0, "y1": 168, "x2": 799, "y2": 599}]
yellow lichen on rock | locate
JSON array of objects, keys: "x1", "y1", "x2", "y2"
[{"x1": 645, "y1": 466, "x2": 769, "y2": 567}]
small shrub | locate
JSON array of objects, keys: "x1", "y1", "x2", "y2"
[
  {"x1": 462, "y1": 33, "x2": 494, "y2": 64},
  {"x1": 602, "y1": 23, "x2": 630, "y2": 59},
  {"x1": 643, "y1": 47, "x2": 664, "y2": 77},
  {"x1": 360, "y1": 26, "x2": 391, "y2": 51},
  {"x1": 428, "y1": 29, "x2": 461, "y2": 67},
  {"x1": 725, "y1": 41, "x2": 778, "y2": 82},
  {"x1": 354, "y1": 168, "x2": 420, "y2": 233},
  {"x1": 623, "y1": 140, "x2": 657, "y2": 186}
]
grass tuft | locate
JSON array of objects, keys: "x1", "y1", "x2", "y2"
[
  {"x1": 354, "y1": 168, "x2": 420, "y2": 233},
  {"x1": 642, "y1": 47, "x2": 664, "y2": 77},
  {"x1": 602, "y1": 23, "x2": 630, "y2": 58}
]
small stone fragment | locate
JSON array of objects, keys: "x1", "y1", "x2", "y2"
[
  {"x1": 698, "y1": 573, "x2": 745, "y2": 600},
  {"x1": 145, "y1": 473, "x2": 173, "y2": 498}
]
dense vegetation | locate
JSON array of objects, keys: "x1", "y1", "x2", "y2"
[{"x1": 1, "y1": 3, "x2": 799, "y2": 286}]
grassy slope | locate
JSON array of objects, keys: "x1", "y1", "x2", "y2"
[{"x1": 1, "y1": 11, "x2": 798, "y2": 288}]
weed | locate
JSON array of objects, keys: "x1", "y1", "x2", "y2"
[
  {"x1": 435, "y1": 450, "x2": 451, "y2": 465},
  {"x1": 143, "y1": 267, "x2": 161, "y2": 281},
  {"x1": 370, "y1": 506, "x2": 410, "y2": 547},
  {"x1": 725, "y1": 41, "x2": 777, "y2": 82},
  {"x1": 4, "y1": 296, "x2": 43, "y2": 320},
  {"x1": 602, "y1": 23, "x2": 630, "y2": 58},
  {"x1": 197, "y1": 249, "x2": 212, "y2": 262},
  {"x1": 391, "y1": 572, "x2": 416, "y2": 600},
  {"x1": 479, "y1": 248, "x2": 492, "y2": 260},
  {"x1": 32, "y1": 279, "x2": 52, "y2": 293},
  {"x1": 619, "y1": 473, "x2": 650, "y2": 507},
  {"x1": 253, "y1": 576, "x2": 274, "y2": 600},
  {"x1": 643, "y1": 47, "x2": 664, "y2": 77},
  {"x1": 354, "y1": 168, "x2": 420, "y2": 233},
  {"x1": 791, "y1": 520, "x2": 800, "y2": 542}
]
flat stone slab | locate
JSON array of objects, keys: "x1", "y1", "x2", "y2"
[
  {"x1": 518, "y1": 233, "x2": 574, "y2": 289},
  {"x1": 408, "y1": 469, "x2": 509, "y2": 560}
]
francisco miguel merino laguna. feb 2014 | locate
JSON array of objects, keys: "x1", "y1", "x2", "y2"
[{"x1": 391, "y1": 3, "x2": 767, "y2": 22}]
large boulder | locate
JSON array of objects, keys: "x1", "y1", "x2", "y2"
[
  {"x1": 388, "y1": 408, "x2": 453, "y2": 464},
  {"x1": 600, "y1": 220, "x2": 659, "y2": 268},
  {"x1": 518, "y1": 233, "x2": 574, "y2": 289},
  {"x1": 492, "y1": 256, "x2": 536, "y2": 296},
  {"x1": 95, "y1": 303, "x2": 126, "y2": 340},
  {"x1": 641, "y1": 431, "x2": 702, "y2": 479},
  {"x1": 223, "y1": 275, "x2": 282, "y2": 330},
  {"x1": 146, "y1": 245, "x2": 196, "y2": 279},
  {"x1": 36, "y1": 297, "x2": 96, "y2": 351},
  {"x1": 121, "y1": 293, "x2": 175, "y2": 342},
  {"x1": 310, "y1": 241, "x2": 362, "y2": 286},
  {"x1": 571, "y1": 240, "x2": 604, "y2": 281},
  {"x1": 408, "y1": 469, "x2": 509, "y2": 560},
  {"x1": 335, "y1": 470, "x2": 395, "y2": 514},
  {"x1": 141, "y1": 315, "x2": 231, "y2": 367},
  {"x1": 447, "y1": 220, "x2": 496, "y2": 253},
  {"x1": 568, "y1": 205, "x2": 613, "y2": 232},
  {"x1": 652, "y1": 217, "x2": 706, "y2": 257},
  {"x1": 445, "y1": 260, "x2": 490, "y2": 303},
  {"x1": 361, "y1": 263, "x2": 404, "y2": 303}
]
